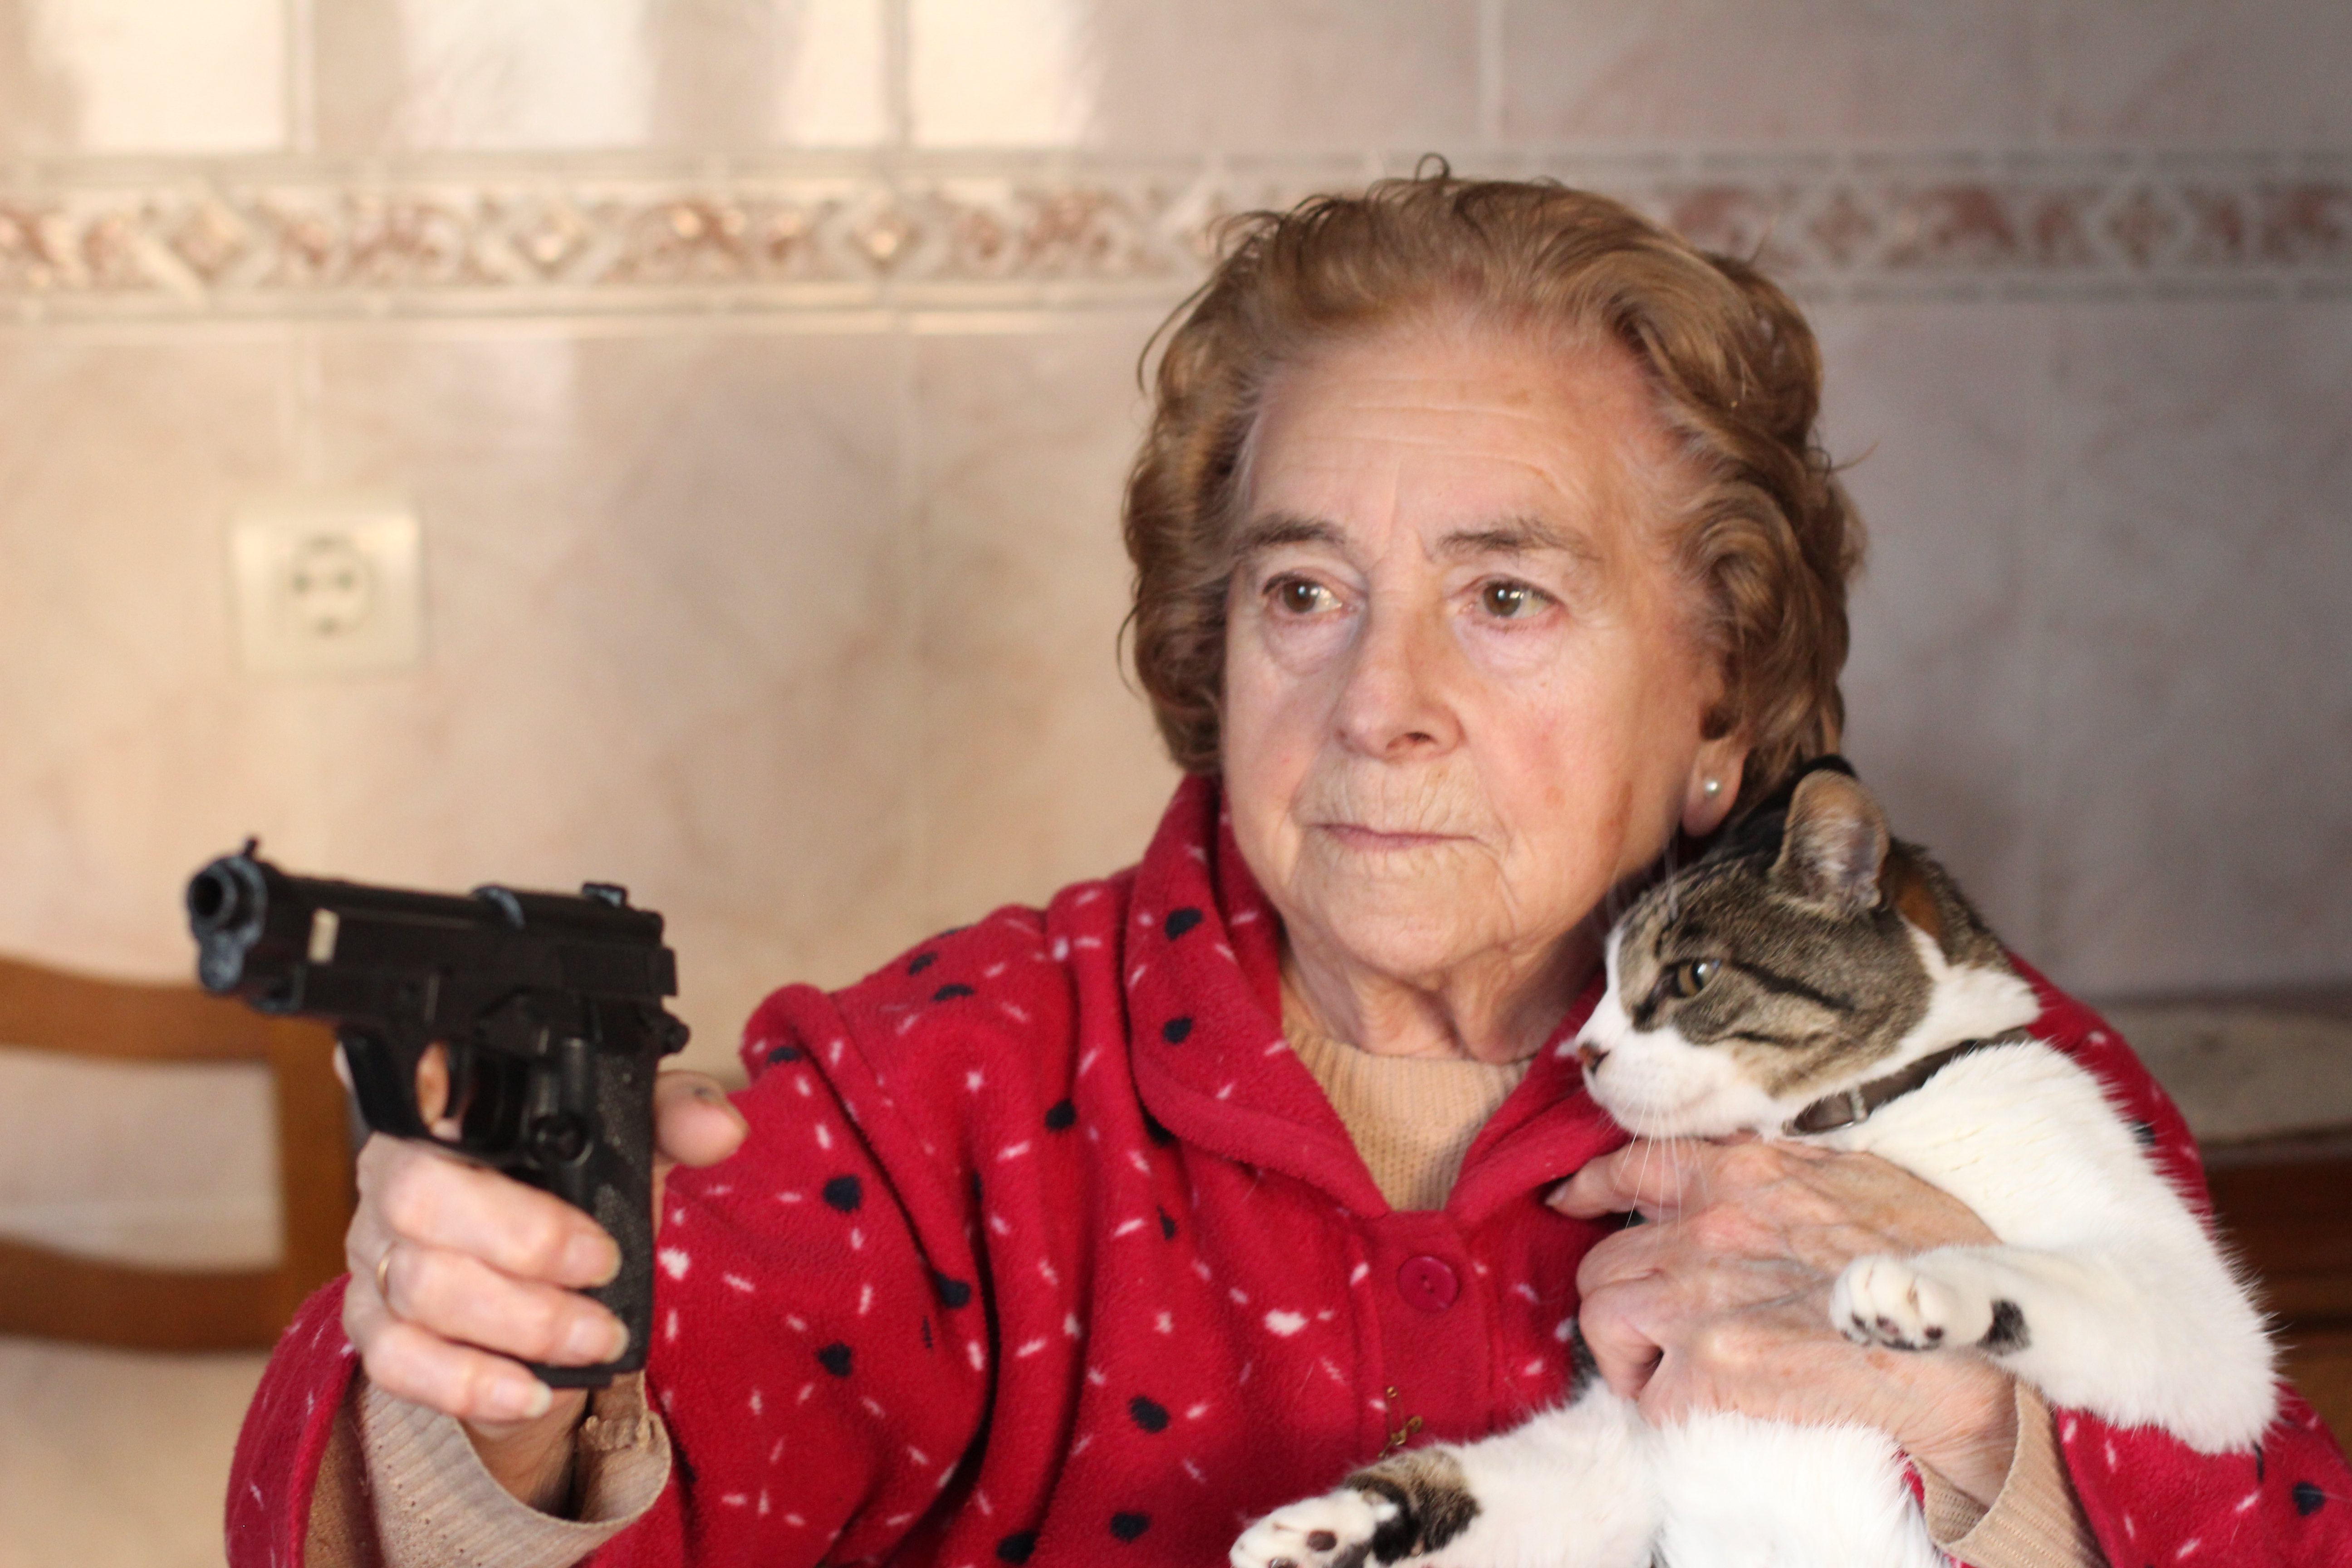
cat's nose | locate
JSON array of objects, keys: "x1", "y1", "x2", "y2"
[{"x1": 1576, "y1": 1042, "x2": 1607, "y2": 1072}]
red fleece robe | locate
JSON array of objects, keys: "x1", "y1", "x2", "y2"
[{"x1": 227, "y1": 776, "x2": 2352, "y2": 1567}]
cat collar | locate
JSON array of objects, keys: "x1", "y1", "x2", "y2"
[{"x1": 1784, "y1": 1029, "x2": 2037, "y2": 1136}]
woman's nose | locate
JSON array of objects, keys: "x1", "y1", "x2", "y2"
[{"x1": 1332, "y1": 603, "x2": 1457, "y2": 758}]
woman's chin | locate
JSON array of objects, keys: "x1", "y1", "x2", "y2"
[{"x1": 1288, "y1": 897, "x2": 1496, "y2": 984}]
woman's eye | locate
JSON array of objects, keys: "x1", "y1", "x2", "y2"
[
  {"x1": 1269, "y1": 577, "x2": 1337, "y2": 615},
  {"x1": 1666, "y1": 958, "x2": 1720, "y2": 1000},
  {"x1": 1476, "y1": 579, "x2": 1549, "y2": 619}
]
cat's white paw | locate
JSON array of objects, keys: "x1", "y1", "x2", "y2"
[
  {"x1": 1833, "y1": 1254, "x2": 1994, "y2": 1352},
  {"x1": 1231, "y1": 1489, "x2": 1386, "y2": 1568}
]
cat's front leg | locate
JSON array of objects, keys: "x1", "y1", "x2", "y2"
[
  {"x1": 1230, "y1": 1387, "x2": 1658, "y2": 1568},
  {"x1": 1229, "y1": 1485, "x2": 1385, "y2": 1568},
  {"x1": 1832, "y1": 1251, "x2": 2001, "y2": 1352},
  {"x1": 1229, "y1": 1448, "x2": 1475, "y2": 1568},
  {"x1": 1833, "y1": 1242, "x2": 2277, "y2": 1450}
]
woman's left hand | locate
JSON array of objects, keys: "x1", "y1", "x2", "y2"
[{"x1": 1550, "y1": 1137, "x2": 2021, "y2": 1505}]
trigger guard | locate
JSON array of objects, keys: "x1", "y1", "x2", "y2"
[{"x1": 341, "y1": 1028, "x2": 432, "y2": 1140}]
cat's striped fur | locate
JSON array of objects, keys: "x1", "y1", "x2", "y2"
[{"x1": 1234, "y1": 762, "x2": 2276, "y2": 1568}]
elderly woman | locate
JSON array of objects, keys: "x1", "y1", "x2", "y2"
[{"x1": 229, "y1": 176, "x2": 2349, "y2": 1568}]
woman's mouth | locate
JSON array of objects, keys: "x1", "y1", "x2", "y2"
[{"x1": 1316, "y1": 823, "x2": 1467, "y2": 852}]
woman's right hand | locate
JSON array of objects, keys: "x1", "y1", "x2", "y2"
[{"x1": 339, "y1": 1050, "x2": 748, "y2": 1509}]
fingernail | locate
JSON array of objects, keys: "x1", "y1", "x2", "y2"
[
  {"x1": 694, "y1": 1083, "x2": 750, "y2": 1133},
  {"x1": 489, "y1": 1378, "x2": 554, "y2": 1421},
  {"x1": 565, "y1": 1312, "x2": 629, "y2": 1364},
  {"x1": 564, "y1": 1233, "x2": 622, "y2": 1285}
]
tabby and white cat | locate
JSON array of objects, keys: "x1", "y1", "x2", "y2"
[{"x1": 1232, "y1": 762, "x2": 2276, "y2": 1568}]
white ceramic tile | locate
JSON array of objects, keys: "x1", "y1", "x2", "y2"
[
  {"x1": 2041, "y1": 0, "x2": 2352, "y2": 146},
  {"x1": 0, "y1": 331, "x2": 299, "y2": 986},
  {"x1": 0, "y1": 325, "x2": 919, "y2": 1081},
  {"x1": 2035, "y1": 302, "x2": 2352, "y2": 997},
  {"x1": 2, "y1": 0, "x2": 285, "y2": 154},
  {"x1": 0, "y1": 1340, "x2": 268, "y2": 1568},
  {"x1": 316, "y1": 0, "x2": 652, "y2": 151},
  {"x1": 1499, "y1": 0, "x2": 2041, "y2": 148},
  {"x1": 1814, "y1": 303, "x2": 2052, "y2": 947},
  {"x1": 910, "y1": 319, "x2": 1183, "y2": 931},
  {"x1": 646, "y1": 0, "x2": 890, "y2": 148},
  {"x1": 910, "y1": 0, "x2": 1480, "y2": 150},
  {"x1": 770, "y1": 0, "x2": 891, "y2": 146},
  {"x1": 908, "y1": 0, "x2": 1098, "y2": 147},
  {"x1": 0, "y1": 7, "x2": 77, "y2": 153},
  {"x1": 314, "y1": 0, "x2": 887, "y2": 153},
  {"x1": 303, "y1": 325, "x2": 918, "y2": 1073}
]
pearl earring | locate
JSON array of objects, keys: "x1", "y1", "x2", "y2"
[{"x1": 1702, "y1": 778, "x2": 1722, "y2": 797}]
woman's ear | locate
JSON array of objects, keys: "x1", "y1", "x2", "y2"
[{"x1": 1681, "y1": 740, "x2": 1747, "y2": 838}]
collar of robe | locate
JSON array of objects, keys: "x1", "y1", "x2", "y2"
[{"x1": 1119, "y1": 775, "x2": 1625, "y2": 1226}]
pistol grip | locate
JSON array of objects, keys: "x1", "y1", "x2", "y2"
[{"x1": 519, "y1": 1045, "x2": 658, "y2": 1390}]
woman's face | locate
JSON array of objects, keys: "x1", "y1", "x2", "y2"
[{"x1": 1222, "y1": 317, "x2": 1745, "y2": 1053}]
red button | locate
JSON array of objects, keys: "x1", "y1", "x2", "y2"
[{"x1": 1396, "y1": 1255, "x2": 1459, "y2": 1312}]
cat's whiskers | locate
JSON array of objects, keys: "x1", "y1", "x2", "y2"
[
  {"x1": 1643, "y1": 1135, "x2": 1702, "y2": 1224},
  {"x1": 1625, "y1": 1133, "x2": 1655, "y2": 1231}
]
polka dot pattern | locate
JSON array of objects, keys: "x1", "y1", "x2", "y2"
[{"x1": 220, "y1": 778, "x2": 2352, "y2": 1568}]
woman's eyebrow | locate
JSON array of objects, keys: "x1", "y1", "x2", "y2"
[
  {"x1": 1436, "y1": 516, "x2": 1601, "y2": 564},
  {"x1": 1233, "y1": 513, "x2": 1347, "y2": 556}
]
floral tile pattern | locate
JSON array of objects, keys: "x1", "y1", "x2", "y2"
[{"x1": 4, "y1": 152, "x2": 2348, "y2": 317}]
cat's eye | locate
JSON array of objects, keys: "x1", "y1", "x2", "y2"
[{"x1": 1664, "y1": 958, "x2": 1720, "y2": 1000}]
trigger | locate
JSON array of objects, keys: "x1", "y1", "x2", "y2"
[{"x1": 435, "y1": 1044, "x2": 473, "y2": 1138}]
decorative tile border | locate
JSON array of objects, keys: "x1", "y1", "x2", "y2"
[{"x1": 3, "y1": 151, "x2": 2347, "y2": 318}]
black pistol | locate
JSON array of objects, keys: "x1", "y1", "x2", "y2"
[{"x1": 186, "y1": 842, "x2": 690, "y2": 1388}]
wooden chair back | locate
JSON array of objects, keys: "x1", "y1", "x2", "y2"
[{"x1": 0, "y1": 954, "x2": 354, "y2": 1349}]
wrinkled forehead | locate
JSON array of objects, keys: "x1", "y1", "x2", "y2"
[{"x1": 1238, "y1": 311, "x2": 1696, "y2": 551}]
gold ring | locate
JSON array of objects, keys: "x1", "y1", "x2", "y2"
[{"x1": 373, "y1": 1242, "x2": 398, "y2": 1311}]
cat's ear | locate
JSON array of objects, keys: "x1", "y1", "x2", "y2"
[{"x1": 1772, "y1": 769, "x2": 1890, "y2": 913}]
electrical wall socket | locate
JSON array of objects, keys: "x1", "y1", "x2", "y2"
[{"x1": 230, "y1": 496, "x2": 424, "y2": 676}]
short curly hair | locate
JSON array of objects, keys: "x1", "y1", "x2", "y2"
[{"x1": 1122, "y1": 172, "x2": 1862, "y2": 813}]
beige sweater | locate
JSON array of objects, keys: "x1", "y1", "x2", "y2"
[
  {"x1": 1278, "y1": 993, "x2": 1531, "y2": 1211},
  {"x1": 319, "y1": 1000, "x2": 2105, "y2": 1568}
]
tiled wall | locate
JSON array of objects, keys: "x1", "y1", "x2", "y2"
[{"x1": 2, "y1": 0, "x2": 2348, "y2": 1117}]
